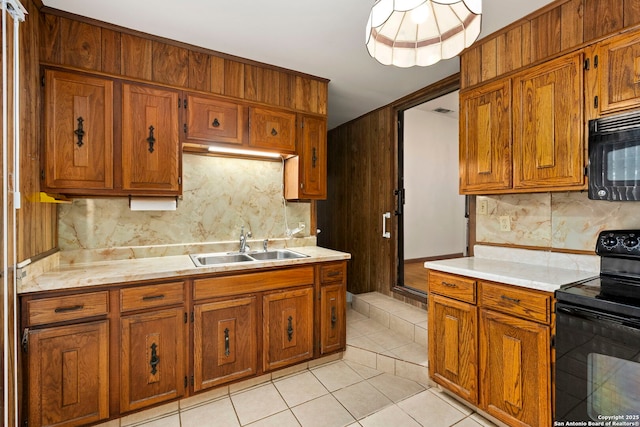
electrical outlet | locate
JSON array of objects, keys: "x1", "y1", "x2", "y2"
[
  {"x1": 499, "y1": 215, "x2": 511, "y2": 231},
  {"x1": 478, "y1": 199, "x2": 488, "y2": 215}
]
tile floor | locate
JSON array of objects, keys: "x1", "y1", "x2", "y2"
[{"x1": 96, "y1": 292, "x2": 496, "y2": 427}]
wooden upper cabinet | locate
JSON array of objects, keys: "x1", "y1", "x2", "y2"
[
  {"x1": 459, "y1": 79, "x2": 512, "y2": 194},
  {"x1": 185, "y1": 93, "x2": 245, "y2": 145},
  {"x1": 249, "y1": 107, "x2": 296, "y2": 153},
  {"x1": 44, "y1": 70, "x2": 114, "y2": 191},
  {"x1": 512, "y1": 52, "x2": 585, "y2": 190},
  {"x1": 285, "y1": 115, "x2": 327, "y2": 200},
  {"x1": 122, "y1": 84, "x2": 182, "y2": 194},
  {"x1": 597, "y1": 29, "x2": 640, "y2": 115}
]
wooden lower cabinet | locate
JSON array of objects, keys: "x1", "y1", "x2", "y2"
[
  {"x1": 428, "y1": 294, "x2": 478, "y2": 404},
  {"x1": 21, "y1": 262, "x2": 347, "y2": 425},
  {"x1": 263, "y1": 286, "x2": 314, "y2": 371},
  {"x1": 193, "y1": 296, "x2": 257, "y2": 391},
  {"x1": 427, "y1": 270, "x2": 554, "y2": 427},
  {"x1": 479, "y1": 309, "x2": 551, "y2": 427},
  {"x1": 27, "y1": 321, "x2": 109, "y2": 427},
  {"x1": 120, "y1": 307, "x2": 186, "y2": 413}
]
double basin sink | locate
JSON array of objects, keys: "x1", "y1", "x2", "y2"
[{"x1": 190, "y1": 249, "x2": 309, "y2": 267}]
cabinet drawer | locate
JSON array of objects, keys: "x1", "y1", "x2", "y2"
[
  {"x1": 120, "y1": 282, "x2": 185, "y2": 312},
  {"x1": 320, "y1": 263, "x2": 345, "y2": 284},
  {"x1": 480, "y1": 282, "x2": 551, "y2": 324},
  {"x1": 194, "y1": 267, "x2": 314, "y2": 300},
  {"x1": 27, "y1": 291, "x2": 109, "y2": 326},
  {"x1": 428, "y1": 271, "x2": 476, "y2": 304}
]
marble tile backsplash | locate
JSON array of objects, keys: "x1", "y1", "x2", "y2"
[
  {"x1": 58, "y1": 154, "x2": 311, "y2": 251},
  {"x1": 476, "y1": 191, "x2": 640, "y2": 251}
]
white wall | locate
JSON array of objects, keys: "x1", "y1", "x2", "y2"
[{"x1": 403, "y1": 107, "x2": 466, "y2": 260}]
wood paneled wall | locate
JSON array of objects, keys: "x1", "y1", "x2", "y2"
[
  {"x1": 18, "y1": 0, "x2": 57, "y2": 263},
  {"x1": 461, "y1": 0, "x2": 640, "y2": 89},
  {"x1": 39, "y1": 9, "x2": 328, "y2": 116},
  {"x1": 317, "y1": 108, "x2": 395, "y2": 296}
]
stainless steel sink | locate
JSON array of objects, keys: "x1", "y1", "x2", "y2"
[
  {"x1": 190, "y1": 253, "x2": 254, "y2": 267},
  {"x1": 190, "y1": 249, "x2": 309, "y2": 267},
  {"x1": 248, "y1": 249, "x2": 309, "y2": 261}
]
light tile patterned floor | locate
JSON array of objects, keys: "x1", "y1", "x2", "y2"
[{"x1": 96, "y1": 292, "x2": 497, "y2": 427}]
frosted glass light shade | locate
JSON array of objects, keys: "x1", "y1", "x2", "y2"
[{"x1": 366, "y1": 0, "x2": 482, "y2": 67}]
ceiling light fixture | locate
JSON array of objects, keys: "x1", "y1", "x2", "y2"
[{"x1": 365, "y1": 0, "x2": 482, "y2": 68}]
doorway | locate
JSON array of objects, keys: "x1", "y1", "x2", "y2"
[{"x1": 397, "y1": 90, "x2": 467, "y2": 294}]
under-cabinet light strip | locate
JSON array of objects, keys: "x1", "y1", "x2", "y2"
[{"x1": 207, "y1": 146, "x2": 282, "y2": 159}]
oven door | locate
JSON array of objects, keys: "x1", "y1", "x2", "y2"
[
  {"x1": 555, "y1": 303, "x2": 640, "y2": 422},
  {"x1": 588, "y1": 125, "x2": 640, "y2": 201}
]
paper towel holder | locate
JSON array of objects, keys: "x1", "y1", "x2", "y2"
[{"x1": 129, "y1": 196, "x2": 179, "y2": 211}]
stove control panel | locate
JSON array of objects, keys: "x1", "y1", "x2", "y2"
[{"x1": 596, "y1": 230, "x2": 640, "y2": 256}]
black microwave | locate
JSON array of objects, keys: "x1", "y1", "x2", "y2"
[{"x1": 588, "y1": 109, "x2": 640, "y2": 201}]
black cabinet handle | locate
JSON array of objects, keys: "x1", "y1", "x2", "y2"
[
  {"x1": 287, "y1": 316, "x2": 294, "y2": 342},
  {"x1": 331, "y1": 306, "x2": 337, "y2": 329},
  {"x1": 224, "y1": 328, "x2": 230, "y2": 356},
  {"x1": 312, "y1": 147, "x2": 317, "y2": 168},
  {"x1": 441, "y1": 281, "x2": 457, "y2": 288},
  {"x1": 147, "y1": 125, "x2": 156, "y2": 153},
  {"x1": 271, "y1": 127, "x2": 278, "y2": 136},
  {"x1": 54, "y1": 304, "x2": 84, "y2": 313},
  {"x1": 149, "y1": 342, "x2": 160, "y2": 375},
  {"x1": 74, "y1": 117, "x2": 85, "y2": 147},
  {"x1": 212, "y1": 118, "x2": 220, "y2": 127}
]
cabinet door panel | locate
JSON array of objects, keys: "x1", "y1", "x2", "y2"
[
  {"x1": 44, "y1": 70, "x2": 113, "y2": 190},
  {"x1": 193, "y1": 297, "x2": 257, "y2": 391},
  {"x1": 249, "y1": 107, "x2": 296, "y2": 153},
  {"x1": 120, "y1": 308, "x2": 185, "y2": 412},
  {"x1": 263, "y1": 287, "x2": 313, "y2": 371},
  {"x1": 428, "y1": 294, "x2": 478, "y2": 404},
  {"x1": 300, "y1": 115, "x2": 327, "y2": 199},
  {"x1": 320, "y1": 283, "x2": 346, "y2": 354},
  {"x1": 122, "y1": 84, "x2": 181, "y2": 193},
  {"x1": 479, "y1": 309, "x2": 550, "y2": 427},
  {"x1": 459, "y1": 79, "x2": 512, "y2": 193},
  {"x1": 185, "y1": 94, "x2": 245, "y2": 145},
  {"x1": 28, "y1": 321, "x2": 109, "y2": 427},
  {"x1": 599, "y1": 30, "x2": 640, "y2": 114},
  {"x1": 513, "y1": 52, "x2": 585, "y2": 189}
]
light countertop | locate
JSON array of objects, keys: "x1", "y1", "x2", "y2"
[
  {"x1": 19, "y1": 246, "x2": 350, "y2": 294},
  {"x1": 424, "y1": 245, "x2": 600, "y2": 293}
]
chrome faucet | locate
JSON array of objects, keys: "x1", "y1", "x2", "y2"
[{"x1": 239, "y1": 226, "x2": 251, "y2": 253}]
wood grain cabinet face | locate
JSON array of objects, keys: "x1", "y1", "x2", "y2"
[
  {"x1": 193, "y1": 297, "x2": 257, "y2": 391},
  {"x1": 122, "y1": 84, "x2": 181, "y2": 194},
  {"x1": 44, "y1": 70, "x2": 114, "y2": 191},
  {"x1": 27, "y1": 321, "x2": 109, "y2": 427},
  {"x1": 479, "y1": 309, "x2": 551, "y2": 427},
  {"x1": 185, "y1": 93, "x2": 245, "y2": 145},
  {"x1": 249, "y1": 107, "x2": 296, "y2": 153},
  {"x1": 459, "y1": 79, "x2": 512, "y2": 194},
  {"x1": 285, "y1": 115, "x2": 327, "y2": 200},
  {"x1": 512, "y1": 52, "x2": 585, "y2": 190},
  {"x1": 319, "y1": 263, "x2": 346, "y2": 355},
  {"x1": 263, "y1": 287, "x2": 314, "y2": 371},
  {"x1": 120, "y1": 307, "x2": 186, "y2": 413},
  {"x1": 597, "y1": 29, "x2": 640, "y2": 115},
  {"x1": 428, "y1": 294, "x2": 478, "y2": 404}
]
